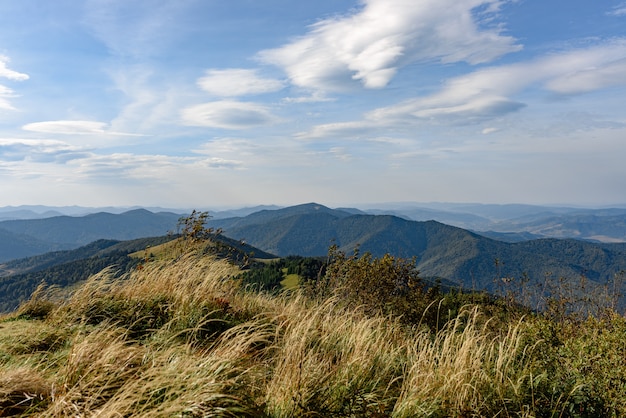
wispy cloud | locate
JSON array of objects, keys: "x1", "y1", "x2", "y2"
[
  {"x1": 282, "y1": 91, "x2": 336, "y2": 104},
  {"x1": 296, "y1": 121, "x2": 381, "y2": 140},
  {"x1": 181, "y1": 101, "x2": 282, "y2": 129},
  {"x1": 83, "y1": 0, "x2": 193, "y2": 59},
  {"x1": 371, "y1": 40, "x2": 626, "y2": 125},
  {"x1": 198, "y1": 69, "x2": 285, "y2": 97},
  {"x1": 75, "y1": 153, "x2": 243, "y2": 179},
  {"x1": 608, "y1": 3, "x2": 626, "y2": 16},
  {"x1": 0, "y1": 55, "x2": 29, "y2": 111},
  {"x1": 258, "y1": 0, "x2": 521, "y2": 92},
  {"x1": 0, "y1": 85, "x2": 17, "y2": 111},
  {"x1": 22, "y1": 120, "x2": 144, "y2": 136},
  {"x1": 293, "y1": 39, "x2": 626, "y2": 140},
  {"x1": 0, "y1": 139, "x2": 89, "y2": 163},
  {"x1": 0, "y1": 55, "x2": 29, "y2": 81},
  {"x1": 544, "y1": 57, "x2": 626, "y2": 94},
  {"x1": 482, "y1": 127, "x2": 499, "y2": 134}
]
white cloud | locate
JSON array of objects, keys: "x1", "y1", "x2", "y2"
[
  {"x1": 367, "y1": 40, "x2": 626, "y2": 124},
  {"x1": 329, "y1": 147, "x2": 352, "y2": 161},
  {"x1": 83, "y1": 0, "x2": 193, "y2": 59},
  {"x1": 291, "y1": 40, "x2": 626, "y2": 141},
  {"x1": 282, "y1": 91, "x2": 336, "y2": 104},
  {"x1": 295, "y1": 121, "x2": 380, "y2": 140},
  {"x1": 0, "y1": 138, "x2": 89, "y2": 163},
  {"x1": 608, "y1": 3, "x2": 626, "y2": 16},
  {"x1": 258, "y1": 0, "x2": 520, "y2": 92},
  {"x1": 74, "y1": 153, "x2": 243, "y2": 180},
  {"x1": 482, "y1": 127, "x2": 499, "y2": 134},
  {"x1": 22, "y1": 120, "x2": 143, "y2": 136},
  {"x1": 181, "y1": 101, "x2": 281, "y2": 129},
  {"x1": 198, "y1": 69, "x2": 285, "y2": 97},
  {"x1": 0, "y1": 55, "x2": 29, "y2": 81},
  {"x1": 544, "y1": 57, "x2": 626, "y2": 94},
  {"x1": 0, "y1": 85, "x2": 16, "y2": 110},
  {"x1": 0, "y1": 56, "x2": 29, "y2": 111}
]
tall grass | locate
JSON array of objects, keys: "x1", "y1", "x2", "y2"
[{"x1": 0, "y1": 244, "x2": 623, "y2": 416}]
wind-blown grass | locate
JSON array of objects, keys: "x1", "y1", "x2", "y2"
[{"x1": 0, "y1": 243, "x2": 624, "y2": 416}]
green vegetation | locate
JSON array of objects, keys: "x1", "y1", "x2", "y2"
[
  {"x1": 280, "y1": 272, "x2": 300, "y2": 289},
  {"x1": 1, "y1": 219, "x2": 626, "y2": 416},
  {"x1": 236, "y1": 255, "x2": 325, "y2": 292}
]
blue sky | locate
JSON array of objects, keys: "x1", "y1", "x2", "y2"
[{"x1": 1, "y1": 0, "x2": 626, "y2": 208}]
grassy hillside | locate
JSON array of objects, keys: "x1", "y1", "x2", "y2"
[{"x1": 1, "y1": 240, "x2": 626, "y2": 416}]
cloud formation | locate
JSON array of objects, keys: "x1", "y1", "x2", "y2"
[
  {"x1": 0, "y1": 55, "x2": 29, "y2": 110},
  {"x1": 258, "y1": 0, "x2": 521, "y2": 92},
  {"x1": 0, "y1": 139, "x2": 88, "y2": 163},
  {"x1": 181, "y1": 101, "x2": 281, "y2": 129},
  {"x1": 198, "y1": 69, "x2": 285, "y2": 97},
  {"x1": 22, "y1": 120, "x2": 143, "y2": 136},
  {"x1": 0, "y1": 56, "x2": 29, "y2": 81},
  {"x1": 0, "y1": 85, "x2": 17, "y2": 111},
  {"x1": 368, "y1": 40, "x2": 626, "y2": 124},
  {"x1": 84, "y1": 0, "x2": 192, "y2": 59},
  {"x1": 294, "y1": 39, "x2": 626, "y2": 139},
  {"x1": 608, "y1": 3, "x2": 626, "y2": 16}
]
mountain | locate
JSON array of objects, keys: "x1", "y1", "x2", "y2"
[
  {"x1": 359, "y1": 203, "x2": 626, "y2": 243},
  {"x1": 210, "y1": 205, "x2": 283, "y2": 219},
  {"x1": 0, "y1": 205, "x2": 187, "y2": 218},
  {"x1": 209, "y1": 203, "x2": 626, "y2": 292},
  {"x1": 492, "y1": 212, "x2": 626, "y2": 243},
  {"x1": 0, "y1": 209, "x2": 65, "y2": 221},
  {"x1": 0, "y1": 209, "x2": 183, "y2": 262},
  {"x1": 0, "y1": 228, "x2": 73, "y2": 263}
]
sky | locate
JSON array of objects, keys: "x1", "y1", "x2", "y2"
[{"x1": 1, "y1": 0, "x2": 626, "y2": 209}]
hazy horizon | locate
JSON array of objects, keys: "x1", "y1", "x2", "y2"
[{"x1": 2, "y1": 200, "x2": 626, "y2": 216}]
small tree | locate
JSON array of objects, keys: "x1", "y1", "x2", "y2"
[{"x1": 177, "y1": 210, "x2": 213, "y2": 242}]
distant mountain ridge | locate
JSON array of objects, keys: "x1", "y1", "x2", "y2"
[
  {"x1": 208, "y1": 203, "x2": 626, "y2": 291},
  {"x1": 3, "y1": 202, "x2": 626, "y2": 242},
  {"x1": 361, "y1": 204, "x2": 626, "y2": 242},
  {"x1": 0, "y1": 209, "x2": 182, "y2": 262}
]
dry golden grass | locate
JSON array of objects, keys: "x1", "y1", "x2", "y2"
[{"x1": 0, "y1": 244, "x2": 620, "y2": 416}]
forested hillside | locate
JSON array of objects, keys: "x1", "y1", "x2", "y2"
[{"x1": 209, "y1": 204, "x2": 626, "y2": 293}]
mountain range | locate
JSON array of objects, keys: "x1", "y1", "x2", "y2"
[
  {"x1": 1, "y1": 203, "x2": 626, "y2": 308},
  {"x1": 0, "y1": 209, "x2": 182, "y2": 262},
  {"x1": 3, "y1": 202, "x2": 626, "y2": 242}
]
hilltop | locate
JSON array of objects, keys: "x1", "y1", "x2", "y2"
[{"x1": 1, "y1": 235, "x2": 625, "y2": 416}]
